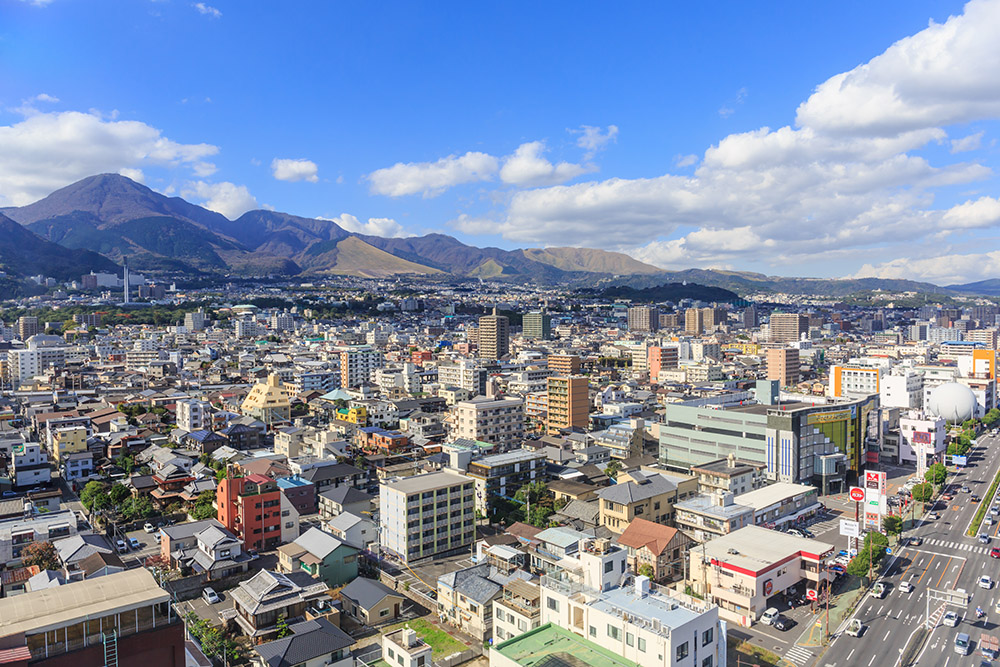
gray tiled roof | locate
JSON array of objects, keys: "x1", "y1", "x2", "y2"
[
  {"x1": 596, "y1": 472, "x2": 677, "y2": 504},
  {"x1": 340, "y1": 577, "x2": 400, "y2": 610},
  {"x1": 254, "y1": 618, "x2": 354, "y2": 667}
]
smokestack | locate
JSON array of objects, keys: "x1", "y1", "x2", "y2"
[{"x1": 123, "y1": 257, "x2": 130, "y2": 304}]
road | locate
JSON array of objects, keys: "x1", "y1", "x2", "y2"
[{"x1": 818, "y1": 433, "x2": 1000, "y2": 667}]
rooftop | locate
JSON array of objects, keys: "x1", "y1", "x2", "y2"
[
  {"x1": 701, "y1": 525, "x2": 834, "y2": 575},
  {"x1": 493, "y1": 622, "x2": 640, "y2": 667},
  {"x1": 381, "y1": 469, "x2": 472, "y2": 494},
  {"x1": 734, "y1": 482, "x2": 817, "y2": 510},
  {"x1": 674, "y1": 494, "x2": 754, "y2": 520}
]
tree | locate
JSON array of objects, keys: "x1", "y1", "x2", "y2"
[
  {"x1": 276, "y1": 614, "x2": 291, "y2": 639},
  {"x1": 119, "y1": 495, "x2": 153, "y2": 521},
  {"x1": 115, "y1": 454, "x2": 135, "y2": 475},
  {"x1": 883, "y1": 515, "x2": 903, "y2": 537},
  {"x1": 924, "y1": 462, "x2": 948, "y2": 486},
  {"x1": 191, "y1": 491, "x2": 217, "y2": 520},
  {"x1": 984, "y1": 408, "x2": 1000, "y2": 427},
  {"x1": 638, "y1": 563, "x2": 655, "y2": 578},
  {"x1": 109, "y1": 482, "x2": 131, "y2": 506},
  {"x1": 846, "y1": 550, "x2": 872, "y2": 578},
  {"x1": 21, "y1": 541, "x2": 60, "y2": 570},
  {"x1": 911, "y1": 482, "x2": 934, "y2": 507},
  {"x1": 79, "y1": 480, "x2": 107, "y2": 512},
  {"x1": 605, "y1": 460, "x2": 623, "y2": 480}
]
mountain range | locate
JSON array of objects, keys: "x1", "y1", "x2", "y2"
[{"x1": 0, "y1": 173, "x2": 994, "y2": 298}]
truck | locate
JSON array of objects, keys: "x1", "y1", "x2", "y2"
[{"x1": 981, "y1": 634, "x2": 999, "y2": 660}]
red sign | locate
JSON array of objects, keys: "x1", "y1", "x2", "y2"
[
  {"x1": 913, "y1": 431, "x2": 932, "y2": 444},
  {"x1": 849, "y1": 487, "x2": 865, "y2": 502},
  {"x1": 806, "y1": 589, "x2": 818, "y2": 601}
]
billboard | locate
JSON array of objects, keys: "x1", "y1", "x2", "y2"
[
  {"x1": 913, "y1": 431, "x2": 932, "y2": 444},
  {"x1": 953, "y1": 455, "x2": 968, "y2": 467},
  {"x1": 807, "y1": 410, "x2": 852, "y2": 426},
  {"x1": 864, "y1": 470, "x2": 887, "y2": 528}
]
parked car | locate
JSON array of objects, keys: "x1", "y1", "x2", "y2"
[
  {"x1": 773, "y1": 616, "x2": 795, "y2": 631},
  {"x1": 760, "y1": 608, "x2": 780, "y2": 625},
  {"x1": 128, "y1": 537, "x2": 140, "y2": 550},
  {"x1": 115, "y1": 539, "x2": 127, "y2": 553},
  {"x1": 143, "y1": 522, "x2": 156, "y2": 533},
  {"x1": 202, "y1": 587, "x2": 220, "y2": 604},
  {"x1": 847, "y1": 619, "x2": 865, "y2": 637}
]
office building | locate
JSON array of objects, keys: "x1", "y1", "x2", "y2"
[
  {"x1": 523, "y1": 311, "x2": 552, "y2": 340},
  {"x1": 547, "y1": 375, "x2": 589, "y2": 433},
  {"x1": 452, "y1": 396, "x2": 525, "y2": 449},
  {"x1": 766, "y1": 347, "x2": 800, "y2": 387},
  {"x1": 627, "y1": 306, "x2": 659, "y2": 333},
  {"x1": 479, "y1": 307, "x2": 510, "y2": 360},
  {"x1": 379, "y1": 470, "x2": 475, "y2": 563},
  {"x1": 769, "y1": 313, "x2": 808, "y2": 343}
]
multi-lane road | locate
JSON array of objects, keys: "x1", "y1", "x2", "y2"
[{"x1": 819, "y1": 433, "x2": 1000, "y2": 667}]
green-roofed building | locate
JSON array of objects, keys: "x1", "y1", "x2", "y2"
[{"x1": 491, "y1": 623, "x2": 641, "y2": 667}]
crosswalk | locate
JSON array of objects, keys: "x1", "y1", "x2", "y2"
[
  {"x1": 785, "y1": 645, "x2": 814, "y2": 666},
  {"x1": 921, "y1": 537, "x2": 993, "y2": 555}
]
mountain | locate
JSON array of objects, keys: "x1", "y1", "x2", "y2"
[
  {"x1": 522, "y1": 247, "x2": 663, "y2": 275},
  {"x1": 946, "y1": 279, "x2": 1000, "y2": 296},
  {"x1": 596, "y1": 282, "x2": 740, "y2": 303},
  {"x1": 0, "y1": 213, "x2": 118, "y2": 281}
]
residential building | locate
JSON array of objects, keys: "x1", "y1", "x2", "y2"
[
  {"x1": 339, "y1": 346, "x2": 384, "y2": 389},
  {"x1": 880, "y1": 370, "x2": 924, "y2": 410},
  {"x1": 176, "y1": 399, "x2": 211, "y2": 432},
  {"x1": 648, "y1": 346, "x2": 679, "y2": 383},
  {"x1": 380, "y1": 627, "x2": 432, "y2": 667},
  {"x1": 379, "y1": 470, "x2": 475, "y2": 563},
  {"x1": 547, "y1": 354, "x2": 581, "y2": 376},
  {"x1": 217, "y1": 473, "x2": 284, "y2": 551},
  {"x1": 828, "y1": 364, "x2": 882, "y2": 398},
  {"x1": 769, "y1": 312, "x2": 808, "y2": 343},
  {"x1": 61, "y1": 451, "x2": 95, "y2": 482},
  {"x1": 277, "y1": 527, "x2": 359, "y2": 588},
  {"x1": 689, "y1": 455, "x2": 768, "y2": 496},
  {"x1": 523, "y1": 311, "x2": 552, "y2": 340},
  {"x1": 17, "y1": 315, "x2": 40, "y2": 340},
  {"x1": 547, "y1": 376, "x2": 589, "y2": 433},
  {"x1": 340, "y1": 577, "x2": 406, "y2": 625},
  {"x1": 184, "y1": 309, "x2": 206, "y2": 331},
  {"x1": 241, "y1": 374, "x2": 292, "y2": 427},
  {"x1": 252, "y1": 617, "x2": 354, "y2": 667},
  {"x1": 51, "y1": 425, "x2": 87, "y2": 464},
  {"x1": 688, "y1": 525, "x2": 834, "y2": 626},
  {"x1": 591, "y1": 419, "x2": 646, "y2": 460},
  {"x1": 230, "y1": 570, "x2": 329, "y2": 639},
  {"x1": 437, "y1": 563, "x2": 506, "y2": 642},
  {"x1": 452, "y1": 396, "x2": 525, "y2": 450},
  {"x1": 10, "y1": 442, "x2": 51, "y2": 489},
  {"x1": 672, "y1": 492, "x2": 755, "y2": 543},
  {"x1": 318, "y1": 486, "x2": 373, "y2": 521},
  {"x1": 467, "y1": 448, "x2": 547, "y2": 516},
  {"x1": 685, "y1": 308, "x2": 705, "y2": 335},
  {"x1": 437, "y1": 360, "x2": 488, "y2": 397},
  {"x1": 170, "y1": 523, "x2": 252, "y2": 581},
  {"x1": 628, "y1": 306, "x2": 659, "y2": 333},
  {"x1": 0, "y1": 509, "x2": 77, "y2": 567},
  {"x1": 899, "y1": 412, "x2": 946, "y2": 477},
  {"x1": 766, "y1": 347, "x2": 800, "y2": 387},
  {"x1": 324, "y1": 512, "x2": 376, "y2": 551},
  {"x1": 0, "y1": 569, "x2": 183, "y2": 667},
  {"x1": 596, "y1": 469, "x2": 697, "y2": 534},
  {"x1": 479, "y1": 307, "x2": 510, "y2": 360},
  {"x1": 276, "y1": 475, "x2": 316, "y2": 515},
  {"x1": 615, "y1": 518, "x2": 692, "y2": 583},
  {"x1": 493, "y1": 579, "x2": 541, "y2": 644}
]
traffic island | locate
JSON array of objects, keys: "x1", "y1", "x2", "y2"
[{"x1": 898, "y1": 626, "x2": 929, "y2": 667}]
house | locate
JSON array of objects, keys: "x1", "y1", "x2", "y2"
[
  {"x1": 299, "y1": 463, "x2": 366, "y2": 494},
  {"x1": 172, "y1": 523, "x2": 253, "y2": 581},
  {"x1": 54, "y1": 533, "x2": 115, "y2": 579},
  {"x1": 61, "y1": 451, "x2": 95, "y2": 482},
  {"x1": 323, "y1": 512, "x2": 375, "y2": 551},
  {"x1": 230, "y1": 570, "x2": 330, "y2": 638},
  {"x1": 436, "y1": 563, "x2": 511, "y2": 642},
  {"x1": 276, "y1": 527, "x2": 359, "y2": 588},
  {"x1": 318, "y1": 486, "x2": 373, "y2": 520},
  {"x1": 381, "y1": 627, "x2": 432, "y2": 667},
  {"x1": 276, "y1": 475, "x2": 317, "y2": 515},
  {"x1": 251, "y1": 617, "x2": 354, "y2": 667},
  {"x1": 181, "y1": 429, "x2": 227, "y2": 455},
  {"x1": 76, "y1": 550, "x2": 126, "y2": 579},
  {"x1": 596, "y1": 469, "x2": 697, "y2": 534},
  {"x1": 614, "y1": 517, "x2": 691, "y2": 583},
  {"x1": 160, "y1": 518, "x2": 226, "y2": 562},
  {"x1": 339, "y1": 577, "x2": 405, "y2": 625},
  {"x1": 221, "y1": 422, "x2": 263, "y2": 450}
]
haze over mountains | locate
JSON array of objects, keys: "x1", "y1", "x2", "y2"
[{"x1": 0, "y1": 173, "x2": 994, "y2": 297}]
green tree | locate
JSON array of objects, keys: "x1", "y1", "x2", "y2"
[
  {"x1": 191, "y1": 490, "x2": 217, "y2": 520},
  {"x1": 276, "y1": 614, "x2": 291, "y2": 639},
  {"x1": 108, "y1": 482, "x2": 131, "y2": 506},
  {"x1": 20, "y1": 541, "x2": 60, "y2": 570},
  {"x1": 883, "y1": 515, "x2": 903, "y2": 537},
  {"x1": 605, "y1": 460, "x2": 623, "y2": 479},
  {"x1": 924, "y1": 462, "x2": 948, "y2": 486},
  {"x1": 119, "y1": 495, "x2": 153, "y2": 521},
  {"x1": 115, "y1": 453, "x2": 135, "y2": 475},
  {"x1": 911, "y1": 482, "x2": 934, "y2": 506},
  {"x1": 638, "y1": 563, "x2": 655, "y2": 578},
  {"x1": 984, "y1": 408, "x2": 1000, "y2": 427},
  {"x1": 846, "y1": 549, "x2": 872, "y2": 578},
  {"x1": 80, "y1": 481, "x2": 108, "y2": 512}
]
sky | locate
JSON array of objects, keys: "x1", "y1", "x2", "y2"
[{"x1": 3, "y1": 0, "x2": 1000, "y2": 284}]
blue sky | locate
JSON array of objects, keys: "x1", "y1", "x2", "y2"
[{"x1": 3, "y1": 0, "x2": 1000, "y2": 284}]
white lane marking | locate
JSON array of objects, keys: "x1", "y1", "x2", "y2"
[
  {"x1": 868, "y1": 654, "x2": 877, "y2": 666},
  {"x1": 883, "y1": 629, "x2": 891, "y2": 640},
  {"x1": 878, "y1": 605, "x2": 884, "y2": 615},
  {"x1": 847, "y1": 648, "x2": 855, "y2": 661}
]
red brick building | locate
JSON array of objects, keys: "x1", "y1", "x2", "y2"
[{"x1": 217, "y1": 472, "x2": 283, "y2": 551}]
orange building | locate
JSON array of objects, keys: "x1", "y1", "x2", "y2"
[
  {"x1": 547, "y1": 354, "x2": 581, "y2": 376},
  {"x1": 547, "y1": 375, "x2": 589, "y2": 433},
  {"x1": 216, "y1": 472, "x2": 282, "y2": 551}
]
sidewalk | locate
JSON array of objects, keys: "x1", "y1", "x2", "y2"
[{"x1": 795, "y1": 575, "x2": 864, "y2": 648}]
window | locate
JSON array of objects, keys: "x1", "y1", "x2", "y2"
[
  {"x1": 604, "y1": 560, "x2": 614, "y2": 573},
  {"x1": 702, "y1": 657, "x2": 713, "y2": 667},
  {"x1": 626, "y1": 632, "x2": 634, "y2": 647},
  {"x1": 380, "y1": 608, "x2": 390, "y2": 617},
  {"x1": 607, "y1": 625, "x2": 621, "y2": 640},
  {"x1": 702, "y1": 628, "x2": 713, "y2": 646},
  {"x1": 546, "y1": 597, "x2": 559, "y2": 611},
  {"x1": 638, "y1": 637, "x2": 646, "y2": 652},
  {"x1": 676, "y1": 642, "x2": 689, "y2": 661},
  {"x1": 589, "y1": 626, "x2": 597, "y2": 637}
]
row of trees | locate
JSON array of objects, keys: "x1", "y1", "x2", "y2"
[
  {"x1": 80, "y1": 480, "x2": 154, "y2": 522},
  {"x1": 184, "y1": 612, "x2": 244, "y2": 664},
  {"x1": 949, "y1": 409, "x2": 1000, "y2": 457}
]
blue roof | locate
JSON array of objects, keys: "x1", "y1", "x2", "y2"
[
  {"x1": 186, "y1": 429, "x2": 218, "y2": 442},
  {"x1": 277, "y1": 476, "x2": 313, "y2": 489}
]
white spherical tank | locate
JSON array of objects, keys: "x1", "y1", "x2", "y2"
[{"x1": 927, "y1": 382, "x2": 978, "y2": 422}]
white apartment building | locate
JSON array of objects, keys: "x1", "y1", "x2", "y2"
[
  {"x1": 271, "y1": 312, "x2": 295, "y2": 332},
  {"x1": 10, "y1": 442, "x2": 51, "y2": 488},
  {"x1": 899, "y1": 412, "x2": 946, "y2": 476},
  {"x1": 828, "y1": 364, "x2": 882, "y2": 398},
  {"x1": 375, "y1": 363, "x2": 422, "y2": 394},
  {"x1": 451, "y1": 396, "x2": 524, "y2": 450},
  {"x1": 339, "y1": 346, "x2": 384, "y2": 389},
  {"x1": 379, "y1": 470, "x2": 475, "y2": 563},
  {"x1": 6, "y1": 347, "x2": 66, "y2": 387},
  {"x1": 235, "y1": 319, "x2": 259, "y2": 339},
  {"x1": 436, "y1": 359, "x2": 487, "y2": 396},
  {"x1": 0, "y1": 509, "x2": 78, "y2": 567},
  {"x1": 176, "y1": 399, "x2": 211, "y2": 432},
  {"x1": 880, "y1": 371, "x2": 923, "y2": 410}
]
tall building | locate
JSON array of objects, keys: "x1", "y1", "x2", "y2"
[
  {"x1": 467, "y1": 448, "x2": 547, "y2": 515},
  {"x1": 701, "y1": 306, "x2": 728, "y2": 330},
  {"x1": 380, "y1": 470, "x2": 475, "y2": 563},
  {"x1": 451, "y1": 396, "x2": 525, "y2": 449},
  {"x1": 270, "y1": 311, "x2": 295, "y2": 332},
  {"x1": 235, "y1": 318, "x2": 259, "y2": 339},
  {"x1": 184, "y1": 309, "x2": 206, "y2": 331},
  {"x1": 437, "y1": 359, "x2": 488, "y2": 396},
  {"x1": 627, "y1": 306, "x2": 659, "y2": 333},
  {"x1": 122, "y1": 256, "x2": 131, "y2": 304},
  {"x1": 659, "y1": 312, "x2": 680, "y2": 329},
  {"x1": 339, "y1": 345, "x2": 384, "y2": 388},
  {"x1": 217, "y1": 472, "x2": 283, "y2": 551},
  {"x1": 478, "y1": 307, "x2": 510, "y2": 360},
  {"x1": 176, "y1": 398, "x2": 211, "y2": 431},
  {"x1": 769, "y1": 313, "x2": 808, "y2": 343},
  {"x1": 523, "y1": 311, "x2": 552, "y2": 340},
  {"x1": 684, "y1": 308, "x2": 705, "y2": 335},
  {"x1": 648, "y1": 346, "x2": 679, "y2": 383},
  {"x1": 547, "y1": 354, "x2": 581, "y2": 376},
  {"x1": 743, "y1": 305, "x2": 759, "y2": 328},
  {"x1": 766, "y1": 347, "x2": 800, "y2": 387},
  {"x1": 16, "y1": 316, "x2": 40, "y2": 341},
  {"x1": 547, "y1": 375, "x2": 589, "y2": 433},
  {"x1": 828, "y1": 364, "x2": 881, "y2": 398}
]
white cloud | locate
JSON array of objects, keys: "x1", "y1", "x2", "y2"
[
  {"x1": 117, "y1": 168, "x2": 145, "y2": 183},
  {"x1": 271, "y1": 158, "x2": 319, "y2": 183},
  {"x1": 0, "y1": 110, "x2": 218, "y2": 206},
  {"x1": 451, "y1": 213, "x2": 501, "y2": 236},
  {"x1": 951, "y1": 131, "x2": 984, "y2": 153},
  {"x1": 796, "y1": 0, "x2": 1000, "y2": 136},
  {"x1": 674, "y1": 154, "x2": 698, "y2": 168},
  {"x1": 573, "y1": 125, "x2": 618, "y2": 159},
  {"x1": 321, "y1": 213, "x2": 410, "y2": 237},
  {"x1": 182, "y1": 181, "x2": 257, "y2": 219},
  {"x1": 367, "y1": 151, "x2": 499, "y2": 197},
  {"x1": 32, "y1": 93, "x2": 59, "y2": 103},
  {"x1": 17, "y1": 0, "x2": 53, "y2": 6},
  {"x1": 499, "y1": 141, "x2": 591, "y2": 187},
  {"x1": 193, "y1": 2, "x2": 221, "y2": 18},
  {"x1": 719, "y1": 87, "x2": 748, "y2": 118},
  {"x1": 851, "y1": 250, "x2": 1000, "y2": 285}
]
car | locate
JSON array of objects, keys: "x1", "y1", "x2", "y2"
[
  {"x1": 846, "y1": 619, "x2": 865, "y2": 637},
  {"x1": 942, "y1": 494, "x2": 954, "y2": 501},
  {"x1": 900, "y1": 581, "x2": 915, "y2": 593},
  {"x1": 143, "y1": 522, "x2": 155, "y2": 533},
  {"x1": 944, "y1": 611, "x2": 960, "y2": 627},
  {"x1": 787, "y1": 529, "x2": 805, "y2": 538},
  {"x1": 986, "y1": 516, "x2": 995, "y2": 526},
  {"x1": 128, "y1": 537, "x2": 140, "y2": 550},
  {"x1": 972, "y1": 495, "x2": 982, "y2": 503},
  {"x1": 115, "y1": 539, "x2": 127, "y2": 553},
  {"x1": 963, "y1": 486, "x2": 972, "y2": 493},
  {"x1": 154, "y1": 532, "x2": 161, "y2": 543},
  {"x1": 992, "y1": 548, "x2": 1000, "y2": 559},
  {"x1": 908, "y1": 536, "x2": 923, "y2": 546},
  {"x1": 991, "y1": 506, "x2": 1000, "y2": 515},
  {"x1": 760, "y1": 608, "x2": 780, "y2": 625},
  {"x1": 994, "y1": 599, "x2": 1000, "y2": 615},
  {"x1": 773, "y1": 616, "x2": 795, "y2": 631},
  {"x1": 956, "y1": 632, "x2": 971, "y2": 656},
  {"x1": 928, "y1": 512, "x2": 939, "y2": 520},
  {"x1": 799, "y1": 528, "x2": 815, "y2": 538},
  {"x1": 873, "y1": 583, "x2": 887, "y2": 599},
  {"x1": 980, "y1": 576, "x2": 994, "y2": 590},
  {"x1": 0, "y1": 490, "x2": 17, "y2": 498},
  {"x1": 981, "y1": 534, "x2": 992, "y2": 544},
  {"x1": 202, "y1": 587, "x2": 220, "y2": 604}
]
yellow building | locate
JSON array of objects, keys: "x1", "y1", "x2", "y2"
[
  {"x1": 334, "y1": 406, "x2": 368, "y2": 426},
  {"x1": 52, "y1": 425, "x2": 88, "y2": 463},
  {"x1": 723, "y1": 342, "x2": 759, "y2": 355},
  {"x1": 240, "y1": 374, "x2": 292, "y2": 426}
]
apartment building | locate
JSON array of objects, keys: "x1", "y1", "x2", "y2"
[
  {"x1": 437, "y1": 359, "x2": 488, "y2": 396},
  {"x1": 51, "y1": 425, "x2": 87, "y2": 464},
  {"x1": 492, "y1": 579, "x2": 541, "y2": 644},
  {"x1": 591, "y1": 419, "x2": 646, "y2": 460},
  {"x1": 7, "y1": 347, "x2": 66, "y2": 388},
  {"x1": 479, "y1": 307, "x2": 510, "y2": 360},
  {"x1": 379, "y1": 470, "x2": 475, "y2": 563},
  {"x1": 547, "y1": 376, "x2": 589, "y2": 434},
  {"x1": 828, "y1": 364, "x2": 882, "y2": 398},
  {"x1": 240, "y1": 374, "x2": 292, "y2": 427},
  {"x1": 627, "y1": 306, "x2": 659, "y2": 333},
  {"x1": 217, "y1": 473, "x2": 283, "y2": 551},
  {"x1": 648, "y1": 346, "x2": 679, "y2": 383},
  {"x1": 339, "y1": 345, "x2": 384, "y2": 389},
  {"x1": 452, "y1": 396, "x2": 524, "y2": 450},
  {"x1": 467, "y1": 448, "x2": 546, "y2": 515},
  {"x1": 176, "y1": 399, "x2": 211, "y2": 432},
  {"x1": 596, "y1": 469, "x2": 697, "y2": 534},
  {"x1": 0, "y1": 569, "x2": 183, "y2": 667},
  {"x1": 0, "y1": 508, "x2": 78, "y2": 567},
  {"x1": 766, "y1": 347, "x2": 800, "y2": 387},
  {"x1": 769, "y1": 313, "x2": 808, "y2": 343},
  {"x1": 547, "y1": 354, "x2": 581, "y2": 376},
  {"x1": 689, "y1": 455, "x2": 768, "y2": 496},
  {"x1": 10, "y1": 442, "x2": 51, "y2": 489},
  {"x1": 523, "y1": 311, "x2": 552, "y2": 340}
]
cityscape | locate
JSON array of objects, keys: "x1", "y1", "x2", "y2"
[{"x1": 2, "y1": 2, "x2": 1000, "y2": 667}]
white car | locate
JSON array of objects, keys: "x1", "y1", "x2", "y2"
[
  {"x1": 943, "y1": 611, "x2": 960, "y2": 627},
  {"x1": 115, "y1": 539, "x2": 127, "y2": 553},
  {"x1": 760, "y1": 608, "x2": 780, "y2": 625},
  {"x1": 980, "y1": 575, "x2": 994, "y2": 590},
  {"x1": 900, "y1": 581, "x2": 915, "y2": 593},
  {"x1": 143, "y1": 522, "x2": 155, "y2": 533}
]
